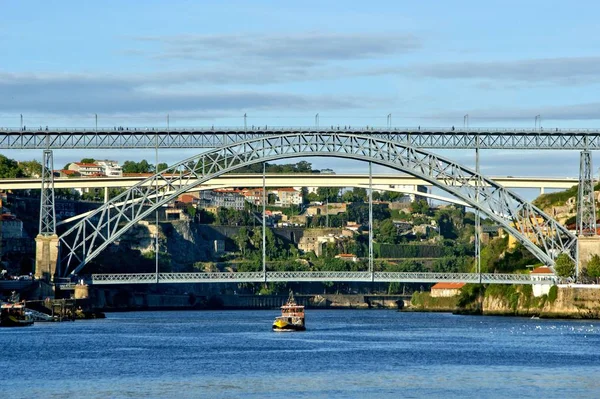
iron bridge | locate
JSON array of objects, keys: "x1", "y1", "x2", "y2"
[
  {"x1": 88, "y1": 272, "x2": 556, "y2": 285},
  {"x1": 3, "y1": 126, "x2": 600, "y2": 149}
]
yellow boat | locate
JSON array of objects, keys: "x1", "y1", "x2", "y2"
[
  {"x1": 272, "y1": 291, "x2": 305, "y2": 332},
  {"x1": 0, "y1": 302, "x2": 34, "y2": 327}
]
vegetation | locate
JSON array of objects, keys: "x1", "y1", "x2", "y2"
[{"x1": 554, "y1": 253, "x2": 575, "y2": 278}]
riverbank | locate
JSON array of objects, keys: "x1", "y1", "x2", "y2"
[
  {"x1": 88, "y1": 288, "x2": 408, "y2": 312},
  {"x1": 403, "y1": 285, "x2": 600, "y2": 319}
]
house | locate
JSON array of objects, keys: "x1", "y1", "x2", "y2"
[
  {"x1": 430, "y1": 282, "x2": 465, "y2": 297},
  {"x1": 68, "y1": 162, "x2": 104, "y2": 176},
  {"x1": 272, "y1": 187, "x2": 302, "y2": 207},
  {"x1": 530, "y1": 266, "x2": 556, "y2": 297},
  {"x1": 97, "y1": 160, "x2": 123, "y2": 177}
]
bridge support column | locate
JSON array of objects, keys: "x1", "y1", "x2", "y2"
[
  {"x1": 35, "y1": 234, "x2": 59, "y2": 282},
  {"x1": 578, "y1": 236, "x2": 600, "y2": 275}
]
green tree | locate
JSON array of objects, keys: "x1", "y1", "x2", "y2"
[
  {"x1": 586, "y1": 254, "x2": 600, "y2": 283},
  {"x1": 554, "y1": 253, "x2": 575, "y2": 278},
  {"x1": 0, "y1": 155, "x2": 25, "y2": 178},
  {"x1": 156, "y1": 162, "x2": 169, "y2": 172},
  {"x1": 377, "y1": 219, "x2": 397, "y2": 244},
  {"x1": 410, "y1": 199, "x2": 430, "y2": 215},
  {"x1": 18, "y1": 160, "x2": 42, "y2": 177},
  {"x1": 80, "y1": 158, "x2": 95, "y2": 164},
  {"x1": 317, "y1": 187, "x2": 339, "y2": 202}
]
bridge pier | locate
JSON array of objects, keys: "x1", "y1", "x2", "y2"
[
  {"x1": 577, "y1": 236, "x2": 600, "y2": 275},
  {"x1": 35, "y1": 234, "x2": 59, "y2": 282}
]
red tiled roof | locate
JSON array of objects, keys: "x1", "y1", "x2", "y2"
[
  {"x1": 60, "y1": 170, "x2": 79, "y2": 175},
  {"x1": 74, "y1": 163, "x2": 99, "y2": 167},
  {"x1": 179, "y1": 194, "x2": 195, "y2": 203},
  {"x1": 431, "y1": 282, "x2": 466, "y2": 290},
  {"x1": 531, "y1": 266, "x2": 554, "y2": 274}
]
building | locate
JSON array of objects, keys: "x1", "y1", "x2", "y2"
[
  {"x1": 199, "y1": 190, "x2": 245, "y2": 210},
  {"x1": 530, "y1": 266, "x2": 556, "y2": 297},
  {"x1": 430, "y1": 282, "x2": 466, "y2": 297},
  {"x1": 68, "y1": 162, "x2": 104, "y2": 176},
  {"x1": 97, "y1": 160, "x2": 123, "y2": 177},
  {"x1": 0, "y1": 213, "x2": 23, "y2": 238},
  {"x1": 273, "y1": 188, "x2": 302, "y2": 207},
  {"x1": 242, "y1": 188, "x2": 266, "y2": 206}
]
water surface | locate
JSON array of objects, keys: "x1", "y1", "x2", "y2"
[{"x1": 1, "y1": 310, "x2": 598, "y2": 398}]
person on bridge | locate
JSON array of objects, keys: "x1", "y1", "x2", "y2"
[{"x1": 452, "y1": 126, "x2": 455, "y2": 131}]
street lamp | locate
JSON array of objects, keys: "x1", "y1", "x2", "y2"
[
  {"x1": 95, "y1": 113, "x2": 98, "y2": 131},
  {"x1": 315, "y1": 113, "x2": 319, "y2": 128},
  {"x1": 535, "y1": 115, "x2": 541, "y2": 130},
  {"x1": 387, "y1": 113, "x2": 392, "y2": 128},
  {"x1": 464, "y1": 114, "x2": 469, "y2": 129}
]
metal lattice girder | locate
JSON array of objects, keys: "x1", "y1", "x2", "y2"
[
  {"x1": 58, "y1": 133, "x2": 577, "y2": 276},
  {"x1": 3, "y1": 127, "x2": 600, "y2": 149},
  {"x1": 39, "y1": 150, "x2": 56, "y2": 235},
  {"x1": 89, "y1": 271, "x2": 556, "y2": 285},
  {"x1": 577, "y1": 150, "x2": 597, "y2": 236}
]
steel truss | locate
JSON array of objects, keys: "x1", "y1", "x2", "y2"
[
  {"x1": 3, "y1": 127, "x2": 600, "y2": 149},
  {"x1": 58, "y1": 133, "x2": 577, "y2": 276},
  {"x1": 577, "y1": 150, "x2": 596, "y2": 236},
  {"x1": 39, "y1": 150, "x2": 56, "y2": 235},
  {"x1": 89, "y1": 271, "x2": 556, "y2": 285}
]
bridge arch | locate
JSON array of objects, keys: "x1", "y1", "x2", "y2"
[{"x1": 58, "y1": 133, "x2": 577, "y2": 276}]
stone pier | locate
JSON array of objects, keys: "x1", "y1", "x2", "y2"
[
  {"x1": 577, "y1": 236, "x2": 600, "y2": 270},
  {"x1": 35, "y1": 234, "x2": 59, "y2": 282}
]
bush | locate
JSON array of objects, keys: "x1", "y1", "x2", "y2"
[{"x1": 548, "y1": 285, "x2": 558, "y2": 303}]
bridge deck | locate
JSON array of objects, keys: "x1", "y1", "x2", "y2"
[
  {"x1": 2, "y1": 127, "x2": 600, "y2": 149},
  {"x1": 87, "y1": 272, "x2": 556, "y2": 285}
]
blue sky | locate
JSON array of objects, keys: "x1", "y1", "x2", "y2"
[{"x1": 2, "y1": 0, "x2": 600, "y2": 181}]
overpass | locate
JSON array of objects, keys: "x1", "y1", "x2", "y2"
[{"x1": 0, "y1": 174, "x2": 576, "y2": 206}]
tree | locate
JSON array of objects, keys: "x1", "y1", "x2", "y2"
[
  {"x1": 0, "y1": 155, "x2": 25, "y2": 178},
  {"x1": 586, "y1": 254, "x2": 600, "y2": 283},
  {"x1": 410, "y1": 199, "x2": 430, "y2": 215},
  {"x1": 80, "y1": 158, "x2": 95, "y2": 164},
  {"x1": 377, "y1": 219, "x2": 397, "y2": 244},
  {"x1": 317, "y1": 187, "x2": 339, "y2": 202},
  {"x1": 301, "y1": 187, "x2": 309, "y2": 205},
  {"x1": 554, "y1": 253, "x2": 575, "y2": 278},
  {"x1": 18, "y1": 160, "x2": 42, "y2": 177},
  {"x1": 156, "y1": 162, "x2": 169, "y2": 173}
]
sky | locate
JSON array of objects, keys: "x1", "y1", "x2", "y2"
[{"x1": 2, "y1": 0, "x2": 600, "y2": 186}]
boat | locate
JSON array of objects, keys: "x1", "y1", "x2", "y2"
[
  {"x1": 0, "y1": 302, "x2": 34, "y2": 327},
  {"x1": 272, "y1": 291, "x2": 305, "y2": 332}
]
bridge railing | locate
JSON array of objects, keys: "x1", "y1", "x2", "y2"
[{"x1": 2, "y1": 126, "x2": 600, "y2": 133}]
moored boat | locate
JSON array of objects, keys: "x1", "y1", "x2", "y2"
[
  {"x1": 1, "y1": 302, "x2": 34, "y2": 327},
  {"x1": 272, "y1": 291, "x2": 305, "y2": 331}
]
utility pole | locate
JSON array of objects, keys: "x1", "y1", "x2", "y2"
[
  {"x1": 315, "y1": 113, "x2": 319, "y2": 128},
  {"x1": 95, "y1": 114, "x2": 98, "y2": 131},
  {"x1": 262, "y1": 162, "x2": 267, "y2": 282},
  {"x1": 369, "y1": 161, "x2": 374, "y2": 281},
  {"x1": 244, "y1": 113, "x2": 247, "y2": 132}
]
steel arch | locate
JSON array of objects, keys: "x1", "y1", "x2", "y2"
[{"x1": 58, "y1": 133, "x2": 577, "y2": 276}]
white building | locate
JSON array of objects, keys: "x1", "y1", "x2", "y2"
[
  {"x1": 68, "y1": 162, "x2": 103, "y2": 176},
  {"x1": 97, "y1": 160, "x2": 123, "y2": 177},
  {"x1": 273, "y1": 188, "x2": 302, "y2": 207},
  {"x1": 530, "y1": 266, "x2": 556, "y2": 297}
]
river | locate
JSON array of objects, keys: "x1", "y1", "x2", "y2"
[{"x1": 1, "y1": 310, "x2": 599, "y2": 398}]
